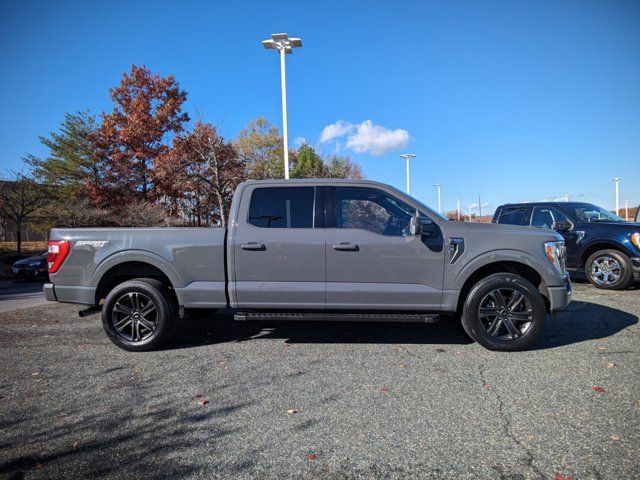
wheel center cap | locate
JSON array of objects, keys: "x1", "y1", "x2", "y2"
[{"x1": 133, "y1": 313, "x2": 140, "y2": 320}]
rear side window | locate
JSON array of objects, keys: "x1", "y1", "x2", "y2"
[
  {"x1": 496, "y1": 207, "x2": 527, "y2": 225},
  {"x1": 248, "y1": 187, "x2": 314, "y2": 228}
]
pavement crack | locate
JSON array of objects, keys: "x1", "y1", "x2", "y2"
[{"x1": 478, "y1": 362, "x2": 545, "y2": 480}]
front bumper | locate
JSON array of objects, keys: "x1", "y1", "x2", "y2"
[
  {"x1": 547, "y1": 274, "x2": 572, "y2": 312},
  {"x1": 12, "y1": 266, "x2": 47, "y2": 278},
  {"x1": 632, "y1": 257, "x2": 640, "y2": 279}
]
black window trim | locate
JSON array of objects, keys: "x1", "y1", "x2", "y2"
[{"x1": 314, "y1": 186, "x2": 325, "y2": 228}]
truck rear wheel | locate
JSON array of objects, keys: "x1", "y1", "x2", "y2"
[
  {"x1": 101, "y1": 279, "x2": 176, "y2": 352},
  {"x1": 585, "y1": 249, "x2": 633, "y2": 290},
  {"x1": 461, "y1": 273, "x2": 546, "y2": 352}
]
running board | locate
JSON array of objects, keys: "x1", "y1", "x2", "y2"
[{"x1": 233, "y1": 312, "x2": 441, "y2": 324}]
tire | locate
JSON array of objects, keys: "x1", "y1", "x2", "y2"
[
  {"x1": 461, "y1": 273, "x2": 547, "y2": 352},
  {"x1": 585, "y1": 249, "x2": 633, "y2": 290},
  {"x1": 101, "y1": 278, "x2": 176, "y2": 351}
]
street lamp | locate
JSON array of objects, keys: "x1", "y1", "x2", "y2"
[
  {"x1": 262, "y1": 33, "x2": 303, "y2": 180},
  {"x1": 456, "y1": 198, "x2": 461, "y2": 221},
  {"x1": 434, "y1": 183, "x2": 444, "y2": 214},
  {"x1": 612, "y1": 177, "x2": 621, "y2": 216},
  {"x1": 399, "y1": 154, "x2": 416, "y2": 194},
  {"x1": 624, "y1": 199, "x2": 629, "y2": 221}
]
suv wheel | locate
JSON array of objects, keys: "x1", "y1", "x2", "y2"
[
  {"x1": 461, "y1": 273, "x2": 546, "y2": 352},
  {"x1": 102, "y1": 279, "x2": 176, "y2": 351},
  {"x1": 585, "y1": 249, "x2": 633, "y2": 290}
]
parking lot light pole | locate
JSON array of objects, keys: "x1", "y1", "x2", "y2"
[
  {"x1": 624, "y1": 200, "x2": 629, "y2": 221},
  {"x1": 434, "y1": 183, "x2": 443, "y2": 213},
  {"x1": 262, "y1": 33, "x2": 303, "y2": 180},
  {"x1": 456, "y1": 198, "x2": 461, "y2": 220},
  {"x1": 612, "y1": 177, "x2": 621, "y2": 216},
  {"x1": 399, "y1": 154, "x2": 416, "y2": 194}
]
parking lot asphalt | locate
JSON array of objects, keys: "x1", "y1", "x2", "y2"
[
  {"x1": 0, "y1": 282, "x2": 638, "y2": 480},
  {"x1": 0, "y1": 281, "x2": 48, "y2": 314}
]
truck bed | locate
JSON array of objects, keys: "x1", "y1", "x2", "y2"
[{"x1": 48, "y1": 227, "x2": 227, "y2": 309}]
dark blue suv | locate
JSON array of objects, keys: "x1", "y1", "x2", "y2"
[{"x1": 493, "y1": 202, "x2": 640, "y2": 290}]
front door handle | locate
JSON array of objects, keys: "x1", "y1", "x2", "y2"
[
  {"x1": 241, "y1": 242, "x2": 266, "y2": 251},
  {"x1": 332, "y1": 243, "x2": 359, "y2": 251}
]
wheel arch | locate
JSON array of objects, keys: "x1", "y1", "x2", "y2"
[
  {"x1": 92, "y1": 251, "x2": 181, "y2": 305},
  {"x1": 454, "y1": 259, "x2": 547, "y2": 314},
  {"x1": 580, "y1": 241, "x2": 631, "y2": 266}
]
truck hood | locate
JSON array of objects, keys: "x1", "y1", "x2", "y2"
[
  {"x1": 575, "y1": 221, "x2": 640, "y2": 231},
  {"x1": 441, "y1": 221, "x2": 563, "y2": 242}
]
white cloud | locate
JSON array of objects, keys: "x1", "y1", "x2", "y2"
[
  {"x1": 319, "y1": 120, "x2": 410, "y2": 156},
  {"x1": 319, "y1": 121, "x2": 354, "y2": 143},
  {"x1": 468, "y1": 202, "x2": 492, "y2": 211},
  {"x1": 293, "y1": 137, "x2": 307, "y2": 147},
  {"x1": 540, "y1": 193, "x2": 591, "y2": 202}
]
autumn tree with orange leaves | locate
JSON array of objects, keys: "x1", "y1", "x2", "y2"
[
  {"x1": 13, "y1": 64, "x2": 367, "y2": 229},
  {"x1": 92, "y1": 65, "x2": 189, "y2": 206}
]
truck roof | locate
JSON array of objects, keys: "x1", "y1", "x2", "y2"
[
  {"x1": 237, "y1": 178, "x2": 448, "y2": 221},
  {"x1": 497, "y1": 201, "x2": 596, "y2": 208},
  {"x1": 240, "y1": 178, "x2": 389, "y2": 186},
  {"x1": 238, "y1": 178, "x2": 410, "y2": 191}
]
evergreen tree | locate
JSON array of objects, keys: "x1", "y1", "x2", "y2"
[{"x1": 291, "y1": 144, "x2": 326, "y2": 178}]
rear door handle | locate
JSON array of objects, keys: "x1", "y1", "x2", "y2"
[
  {"x1": 241, "y1": 243, "x2": 266, "y2": 251},
  {"x1": 332, "y1": 243, "x2": 359, "y2": 251}
]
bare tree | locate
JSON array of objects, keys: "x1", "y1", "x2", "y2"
[
  {"x1": 158, "y1": 121, "x2": 244, "y2": 227},
  {"x1": 0, "y1": 175, "x2": 51, "y2": 253}
]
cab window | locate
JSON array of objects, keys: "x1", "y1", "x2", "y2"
[
  {"x1": 335, "y1": 187, "x2": 417, "y2": 236},
  {"x1": 496, "y1": 207, "x2": 527, "y2": 225},
  {"x1": 530, "y1": 207, "x2": 570, "y2": 229},
  {"x1": 248, "y1": 187, "x2": 314, "y2": 228}
]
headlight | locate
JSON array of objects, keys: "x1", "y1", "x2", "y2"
[
  {"x1": 545, "y1": 241, "x2": 566, "y2": 275},
  {"x1": 631, "y1": 233, "x2": 640, "y2": 249}
]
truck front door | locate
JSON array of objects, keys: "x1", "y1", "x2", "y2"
[
  {"x1": 231, "y1": 185, "x2": 325, "y2": 309},
  {"x1": 324, "y1": 186, "x2": 445, "y2": 310}
]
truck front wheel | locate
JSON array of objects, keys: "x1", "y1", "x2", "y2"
[
  {"x1": 461, "y1": 273, "x2": 546, "y2": 351},
  {"x1": 101, "y1": 279, "x2": 176, "y2": 352},
  {"x1": 585, "y1": 249, "x2": 633, "y2": 290}
]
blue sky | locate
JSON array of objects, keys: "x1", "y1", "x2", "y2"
[{"x1": 1, "y1": 0, "x2": 639, "y2": 215}]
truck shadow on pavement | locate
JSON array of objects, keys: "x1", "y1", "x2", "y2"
[
  {"x1": 0, "y1": 392, "x2": 251, "y2": 479},
  {"x1": 541, "y1": 300, "x2": 638, "y2": 349},
  {"x1": 166, "y1": 300, "x2": 637, "y2": 351}
]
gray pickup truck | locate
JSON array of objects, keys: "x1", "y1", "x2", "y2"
[{"x1": 44, "y1": 179, "x2": 572, "y2": 352}]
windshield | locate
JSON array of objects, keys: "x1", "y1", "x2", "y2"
[{"x1": 566, "y1": 204, "x2": 624, "y2": 223}]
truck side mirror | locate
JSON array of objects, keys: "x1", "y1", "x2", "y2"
[
  {"x1": 410, "y1": 215, "x2": 423, "y2": 236},
  {"x1": 410, "y1": 216, "x2": 438, "y2": 237},
  {"x1": 552, "y1": 221, "x2": 571, "y2": 231}
]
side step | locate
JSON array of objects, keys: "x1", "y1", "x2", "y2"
[{"x1": 233, "y1": 312, "x2": 440, "y2": 324}]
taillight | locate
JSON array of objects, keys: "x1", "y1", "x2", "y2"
[{"x1": 47, "y1": 240, "x2": 70, "y2": 273}]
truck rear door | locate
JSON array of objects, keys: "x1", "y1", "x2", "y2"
[{"x1": 230, "y1": 184, "x2": 325, "y2": 309}]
